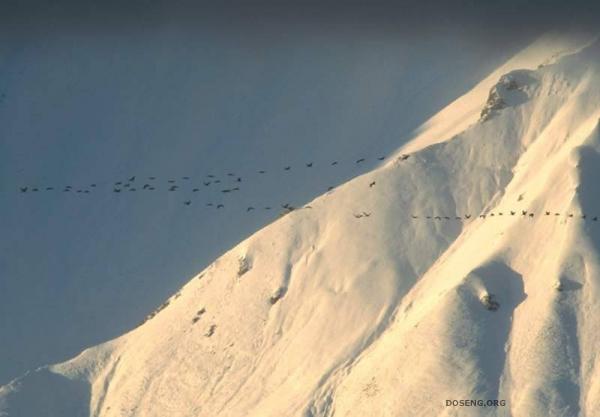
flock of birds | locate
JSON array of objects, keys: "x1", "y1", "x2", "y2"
[
  {"x1": 16, "y1": 153, "x2": 412, "y2": 213},
  {"x1": 406, "y1": 211, "x2": 599, "y2": 222},
  {"x1": 16, "y1": 152, "x2": 600, "y2": 223}
]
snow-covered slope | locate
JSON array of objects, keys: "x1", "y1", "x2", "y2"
[
  {"x1": 0, "y1": 28, "x2": 525, "y2": 384},
  {"x1": 2, "y1": 32, "x2": 600, "y2": 417}
]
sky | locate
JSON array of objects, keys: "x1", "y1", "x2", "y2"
[{"x1": 0, "y1": 0, "x2": 598, "y2": 385}]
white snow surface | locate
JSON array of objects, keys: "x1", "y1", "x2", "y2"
[{"x1": 2, "y1": 32, "x2": 600, "y2": 417}]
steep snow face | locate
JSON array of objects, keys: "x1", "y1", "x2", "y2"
[
  {"x1": 0, "y1": 30, "x2": 525, "y2": 384},
  {"x1": 2, "y1": 33, "x2": 600, "y2": 417}
]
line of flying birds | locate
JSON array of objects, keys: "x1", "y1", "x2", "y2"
[
  {"x1": 406, "y1": 211, "x2": 598, "y2": 221},
  {"x1": 16, "y1": 154, "x2": 412, "y2": 211}
]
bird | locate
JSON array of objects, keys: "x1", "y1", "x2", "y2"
[
  {"x1": 306, "y1": 162, "x2": 313, "y2": 167},
  {"x1": 32, "y1": 188, "x2": 39, "y2": 192},
  {"x1": 227, "y1": 173, "x2": 235, "y2": 177},
  {"x1": 192, "y1": 188, "x2": 199, "y2": 192},
  {"x1": 282, "y1": 203, "x2": 291, "y2": 209},
  {"x1": 142, "y1": 184, "x2": 150, "y2": 190},
  {"x1": 498, "y1": 212, "x2": 503, "y2": 216},
  {"x1": 490, "y1": 213, "x2": 495, "y2": 217},
  {"x1": 522, "y1": 210, "x2": 528, "y2": 216},
  {"x1": 168, "y1": 179, "x2": 176, "y2": 183},
  {"x1": 90, "y1": 184, "x2": 96, "y2": 188},
  {"x1": 555, "y1": 213, "x2": 560, "y2": 216},
  {"x1": 206, "y1": 203, "x2": 213, "y2": 207},
  {"x1": 529, "y1": 213, "x2": 534, "y2": 218},
  {"x1": 184, "y1": 200, "x2": 191, "y2": 206},
  {"x1": 264, "y1": 206, "x2": 272, "y2": 210},
  {"x1": 434, "y1": 216, "x2": 442, "y2": 220},
  {"x1": 455, "y1": 216, "x2": 461, "y2": 220},
  {"x1": 353, "y1": 213, "x2": 364, "y2": 218},
  {"x1": 232, "y1": 187, "x2": 240, "y2": 191},
  {"x1": 129, "y1": 188, "x2": 136, "y2": 192},
  {"x1": 129, "y1": 176, "x2": 136, "y2": 182},
  {"x1": 284, "y1": 166, "x2": 291, "y2": 171},
  {"x1": 149, "y1": 187, "x2": 155, "y2": 191},
  {"x1": 214, "y1": 180, "x2": 221, "y2": 184},
  {"x1": 247, "y1": 206, "x2": 255, "y2": 212},
  {"x1": 84, "y1": 190, "x2": 90, "y2": 194},
  {"x1": 327, "y1": 186, "x2": 334, "y2": 191},
  {"x1": 182, "y1": 176, "x2": 190, "y2": 180},
  {"x1": 63, "y1": 188, "x2": 70, "y2": 192},
  {"x1": 593, "y1": 216, "x2": 598, "y2": 221},
  {"x1": 356, "y1": 158, "x2": 366, "y2": 164},
  {"x1": 444, "y1": 216, "x2": 450, "y2": 220},
  {"x1": 426, "y1": 216, "x2": 432, "y2": 219},
  {"x1": 511, "y1": 211, "x2": 516, "y2": 215},
  {"x1": 203, "y1": 181, "x2": 211, "y2": 186},
  {"x1": 115, "y1": 181, "x2": 122, "y2": 185},
  {"x1": 582, "y1": 214, "x2": 587, "y2": 219},
  {"x1": 369, "y1": 181, "x2": 376, "y2": 188},
  {"x1": 169, "y1": 185, "x2": 178, "y2": 191},
  {"x1": 568, "y1": 214, "x2": 574, "y2": 218},
  {"x1": 217, "y1": 204, "x2": 224, "y2": 209},
  {"x1": 124, "y1": 183, "x2": 130, "y2": 188},
  {"x1": 399, "y1": 154, "x2": 410, "y2": 161},
  {"x1": 465, "y1": 214, "x2": 471, "y2": 219},
  {"x1": 258, "y1": 170, "x2": 266, "y2": 174},
  {"x1": 19, "y1": 187, "x2": 27, "y2": 193},
  {"x1": 113, "y1": 189, "x2": 121, "y2": 193},
  {"x1": 411, "y1": 215, "x2": 418, "y2": 219},
  {"x1": 479, "y1": 214, "x2": 486, "y2": 219},
  {"x1": 377, "y1": 156, "x2": 385, "y2": 160},
  {"x1": 331, "y1": 161, "x2": 338, "y2": 166},
  {"x1": 304, "y1": 205, "x2": 313, "y2": 209},
  {"x1": 148, "y1": 176, "x2": 156, "y2": 180},
  {"x1": 236, "y1": 177, "x2": 242, "y2": 182},
  {"x1": 362, "y1": 212, "x2": 371, "y2": 217},
  {"x1": 546, "y1": 211, "x2": 551, "y2": 215},
  {"x1": 207, "y1": 175, "x2": 215, "y2": 178},
  {"x1": 46, "y1": 187, "x2": 53, "y2": 191},
  {"x1": 221, "y1": 189, "x2": 231, "y2": 193}
]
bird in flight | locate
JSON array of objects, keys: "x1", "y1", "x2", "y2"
[
  {"x1": 192, "y1": 188, "x2": 199, "y2": 192},
  {"x1": 362, "y1": 212, "x2": 371, "y2": 217},
  {"x1": 378, "y1": 156, "x2": 385, "y2": 161},
  {"x1": 203, "y1": 181, "x2": 211, "y2": 186},
  {"x1": 129, "y1": 176, "x2": 136, "y2": 182},
  {"x1": 369, "y1": 181, "x2": 376, "y2": 188},
  {"x1": 19, "y1": 187, "x2": 27, "y2": 193},
  {"x1": 331, "y1": 161, "x2": 338, "y2": 166},
  {"x1": 353, "y1": 213, "x2": 364, "y2": 218},
  {"x1": 258, "y1": 170, "x2": 266, "y2": 174},
  {"x1": 284, "y1": 166, "x2": 291, "y2": 171},
  {"x1": 399, "y1": 154, "x2": 410, "y2": 161},
  {"x1": 306, "y1": 162, "x2": 313, "y2": 167},
  {"x1": 217, "y1": 204, "x2": 224, "y2": 209},
  {"x1": 184, "y1": 200, "x2": 191, "y2": 206},
  {"x1": 247, "y1": 206, "x2": 255, "y2": 212},
  {"x1": 356, "y1": 158, "x2": 366, "y2": 164},
  {"x1": 169, "y1": 185, "x2": 178, "y2": 191}
]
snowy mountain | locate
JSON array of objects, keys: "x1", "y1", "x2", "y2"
[
  {"x1": 2, "y1": 31, "x2": 600, "y2": 417},
  {"x1": 0, "y1": 26, "x2": 528, "y2": 384}
]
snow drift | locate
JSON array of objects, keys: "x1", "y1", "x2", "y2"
[{"x1": 2, "y1": 32, "x2": 600, "y2": 417}]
